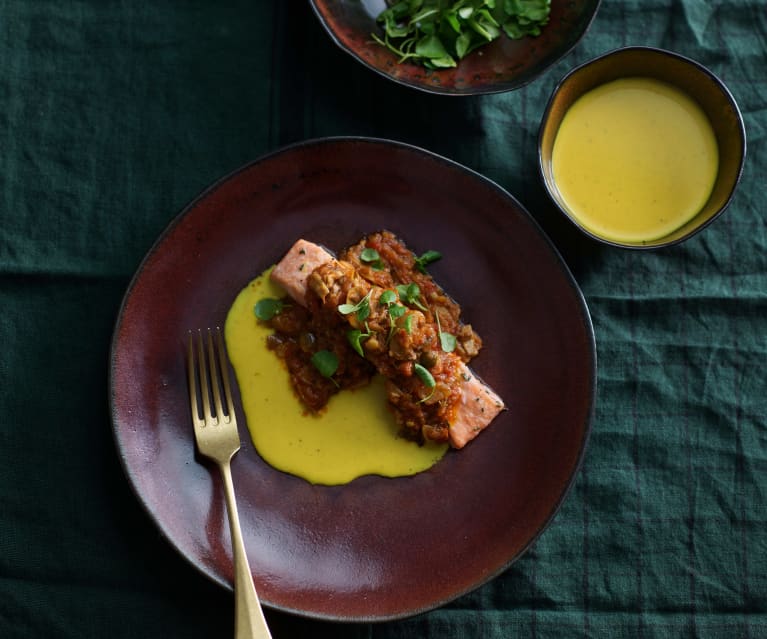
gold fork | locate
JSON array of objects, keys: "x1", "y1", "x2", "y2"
[{"x1": 187, "y1": 328, "x2": 272, "y2": 639}]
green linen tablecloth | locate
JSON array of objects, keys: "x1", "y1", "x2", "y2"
[{"x1": 1, "y1": 1, "x2": 765, "y2": 637}]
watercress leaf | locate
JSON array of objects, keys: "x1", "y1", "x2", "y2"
[
  {"x1": 387, "y1": 22, "x2": 414, "y2": 38},
  {"x1": 440, "y1": 331, "x2": 457, "y2": 352},
  {"x1": 356, "y1": 298, "x2": 371, "y2": 322},
  {"x1": 360, "y1": 248, "x2": 380, "y2": 263},
  {"x1": 477, "y1": 8, "x2": 500, "y2": 27},
  {"x1": 415, "y1": 33, "x2": 450, "y2": 59},
  {"x1": 403, "y1": 313, "x2": 414, "y2": 333},
  {"x1": 468, "y1": 15, "x2": 500, "y2": 41},
  {"x1": 372, "y1": 0, "x2": 549, "y2": 68},
  {"x1": 347, "y1": 330, "x2": 366, "y2": 357},
  {"x1": 338, "y1": 303, "x2": 358, "y2": 315},
  {"x1": 445, "y1": 10, "x2": 462, "y2": 33},
  {"x1": 398, "y1": 282, "x2": 428, "y2": 311},
  {"x1": 414, "y1": 363, "x2": 436, "y2": 389},
  {"x1": 410, "y1": 7, "x2": 441, "y2": 23},
  {"x1": 395, "y1": 283, "x2": 418, "y2": 305},
  {"x1": 430, "y1": 55, "x2": 457, "y2": 68},
  {"x1": 455, "y1": 31, "x2": 472, "y2": 58},
  {"x1": 414, "y1": 249, "x2": 442, "y2": 272},
  {"x1": 379, "y1": 289, "x2": 397, "y2": 306},
  {"x1": 310, "y1": 350, "x2": 338, "y2": 378},
  {"x1": 254, "y1": 298, "x2": 284, "y2": 321},
  {"x1": 419, "y1": 22, "x2": 437, "y2": 36},
  {"x1": 382, "y1": 0, "x2": 412, "y2": 21},
  {"x1": 389, "y1": 304, "x2": 407, "y2": 320},
  {"x1": 360, "y1": 247, "x2": 384, "y2": 270}
]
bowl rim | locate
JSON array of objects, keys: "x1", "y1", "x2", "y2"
[
  {"x1": 537, "y1": 45, "x2": 748, "y2": 250},
  {"x1": 308, "y1": 0, "x2": 603, "y2": 96}
]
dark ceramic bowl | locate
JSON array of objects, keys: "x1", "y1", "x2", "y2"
[
  {"x1": 538, "y1": 46, "x2": 747, "y2": 249},
  {"x1": 309, "y1": 0, "x2": 601, "y2": 95}
]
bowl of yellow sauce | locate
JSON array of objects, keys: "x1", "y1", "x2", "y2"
[{"x1": 538, "y1": 46, "x2": 746, "y2": 248}]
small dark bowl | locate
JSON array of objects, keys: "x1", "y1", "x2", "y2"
[
  {"x1": 538, "y1": 46, "x2": 747, "y2": 249},
  {"x1": 309, "y1": 0, "x2": 601, "y2": 96}
]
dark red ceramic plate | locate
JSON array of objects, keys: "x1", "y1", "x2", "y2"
[
  {"x1": 110, "y1": 137, "x2": 595, "y2": 622},
  {"x1": 309, "y1": 0, "x2": 601, "y2": 95}
]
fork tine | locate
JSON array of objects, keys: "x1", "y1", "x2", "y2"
[
  {"x1": 214, "y1": 327, "x2": 235, "y2": 422},
  {"x1": 195, "y1": 330, "x2": 212, "y2": 423},
  {"x1": 206, "y1": 328, "x2": 225, "y2": 423},
  {"x1": 187, "y1": 331, "x2": 203, "y2": 428}
]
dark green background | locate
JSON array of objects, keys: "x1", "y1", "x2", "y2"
[{"x1": 1, "y1": 1, "x2": 765, "y2": 637}]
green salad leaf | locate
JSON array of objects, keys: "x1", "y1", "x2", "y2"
[
  {"x1": 371, "y1": 0, "x2": 551, "y2": 69},
  {"x1": 311, "y1": 350, "x2": 339, "y2": 381},
  {"x1": 254, "y1": 298, "x2": 286, "y2": 321}
]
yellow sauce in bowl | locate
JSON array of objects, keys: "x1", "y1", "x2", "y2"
[
  {"x1": 551, "y1": 77, "x2": 719, "y2": 244},
  {"x1": 224, "y1": 269, "x2": 448, "y2": 485}
]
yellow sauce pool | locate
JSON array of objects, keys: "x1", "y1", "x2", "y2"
[
  {"x1": 551, "y1": 77, "x2": 719, "y2": 243},
  {"x1": 224, "y1": 269, "x2": 448, "y2": 485}
]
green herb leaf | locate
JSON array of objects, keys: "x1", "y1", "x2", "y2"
[
  {"x1": 379, "y1": 289, "x2": 397, "y2": 306},
  {"x1": 396, "y1": 282, "x2": 428, "y2": 311},
  {"x1": 389, "y1": 304, "x2": 406, "y2": 320},
  {"x1": 254, "y1": 298, "x2": 285, "y2": 321},
  {"x1": 372, "y1": 0, "x2": 550, "y2": 68},
  {"x1": 356, "y1": 297, "x2": 371, "y2": 322},
  {"x1": 434, "y1": 308, "x2": 456, "y2": 353},
  {"x1": 503, "y1": 0, "x2": 550, "y2": 38},
  {"x1": 310, "y1": 350, "x2": 338, "y2": 379},
  {"x1": 414, "y1": 363, "x2": 436, "y2": 389},
  {"x1": 346, "y1": 329, "x2": 368, "y2": 358},
  {"x1": 414, "y1": 249, "x2": 442, "y2": 273},
  {"x1": 337, "y1": 290, "x2": 373, "y2": 322},
  {"x1": 360, "y1": 247, "x2": 384, "y2": 270},
  {"x1": 440, "y1": 331, "x2": 457, "y2": 352}
]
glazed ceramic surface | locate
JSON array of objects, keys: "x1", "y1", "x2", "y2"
[
  {"x1": 309, "y1": 0, "x2": 601, "y2": 95},
  {"x1": 110, "y1": 137, "x2": 596, "y2": 621}
]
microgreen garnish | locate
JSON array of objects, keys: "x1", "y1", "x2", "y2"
[
  {"x1": 254, "y1": 298, "x2": 286, "y2": 321},
  {"x1": 338, "y1": 290, "x2": 373, "y2": 322},
  {"x1": 378, "y1": 289, "x2": 397, "y2": 306},
  {"x1": 310, "y1": 350, "x2": 339, "y2": 381},
  {"x1": 434, "y1": 309, "x2": 457, "y2": 353},
  {"x1": 360, "y1": 247, "x2": 385, "y2": 270},
  {"x1": 389, "y1": 304, "x2": 406, "y2": 320},
  {"x1": 440, "y1": 331, "x2": 457, "y2": 352},
  {"x1": 377, "y1": 290, "x2": 407, "y2": 344},
  {"x1": 414, "y1": 362, "x2": 436, "y2": 402},
  {"x1": 414, "y1": 249, "x2": 442, "y2": 273},
  {"x1": 372, "y1": 0, "x2": 551, "y2": 69},
  {"x1": 347, "y1": 327, "x2": 371, "y2": 357},
  {"x1": 396, "y1": 282, "x2": 428, "y2": 311}
]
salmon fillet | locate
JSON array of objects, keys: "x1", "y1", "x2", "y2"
[
  {"x1": 270, "y1": 239, "x2": 334, "y2": 307},
  {"x1": 270, "y1": 238, "x2": 505, "y2": 448}
]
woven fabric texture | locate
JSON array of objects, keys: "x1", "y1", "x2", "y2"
[{"x1": 0, "y1": 1, "x2": 765, "y2": 637}]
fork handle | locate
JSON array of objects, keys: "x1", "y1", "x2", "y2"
[{"x1": 219, "y1": 460, "x2": 272, "y2": 639}]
